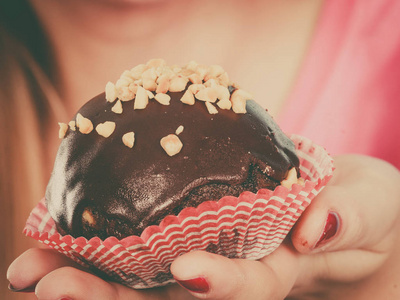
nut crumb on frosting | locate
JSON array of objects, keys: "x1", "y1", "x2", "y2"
[
  {"x1": 69, "y1": 121, "x2": 76, "y2": 131},
  {"x1": 154, "y1": 93, "x2": 171, "y2": 105},
  {"x1": 61, "y1": 60, "x2": 255, "y2": 152},
  {"x1": 111, "y1": 100, "x2": 123, "y2": 114},
  {"x1": 122, "y1": 132, "x2": 135, "y2": 148},
  {"x1": 160, "y1": 134, "x2": 183, "y2": 156},
  {"x1": 281, "y1": 167, "x2": 299, "y2": 189},
  {"x1": 76, "y1": 113, "x2": 93, "y2": 134},
  {"x1": 180, "y1": 89, "x2": 195, "y2": 105},
  {"x1": 104, "y1": 59, "x2": 251, "y2": 115},
  {"x1": 231, "y1": 89, "x2": 253, "y2": 114},
  {"x1": 175, "y1": 125, "x2": 184, "y2": 135},
  {"x1": 146, "y1": 90, "x2": 155, "y2": 99},
  {"x1": 105, "y1": 82, "x2": 117, "y2": 103},
  {"x1": 134, "y1": 86, "x2": 149, "y2": 109},
  {"x1": 58, "y1": 122, "x2": 68, "y2": 139},
  {"x1": 195, "y1": 87, "x2": 218, "y2": 103},
  {"x1": 205, "y1": 102, "x2": 218, "y2": 114},
  {"x1": 96, "y1": 121, "x2": 116, "y2": 138}
]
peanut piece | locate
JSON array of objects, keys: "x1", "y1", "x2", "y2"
[
  {"x1": 122, "y1": 132, "x2": 135, "y2": 148},
  {"x1": 76, "y1": 113, "x2": 93, "y2": 134},
  {"x1": 160, "y1": 134, "x2": 183, "y2": 156},
  {"x1": 96, "y1": 121, "x2": 116, "y2": 138}
]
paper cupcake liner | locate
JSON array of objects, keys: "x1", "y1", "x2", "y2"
[{"x1": 24, "y1": 134, "x2": 334, "y2": 289}]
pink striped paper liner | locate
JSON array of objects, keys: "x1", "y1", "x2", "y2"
[{"x1": 24, "y1": 134, "x2": 334, "y2": 289}]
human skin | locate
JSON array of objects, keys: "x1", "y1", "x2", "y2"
[{"x1": 7, "y1": 155, "x2": 400, "y2": 299}]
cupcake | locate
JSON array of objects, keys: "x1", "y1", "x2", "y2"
[{"x1": 25, "y1": 59, "x2": 333, "y2": 288}]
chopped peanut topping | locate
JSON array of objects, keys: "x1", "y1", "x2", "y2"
[
  {"x1": 154, "y1": 93, "x2": 171, "y2": 105},
  {"x1": 281, "y1": 168, "x2": 299, "y2": 189},
  {"x1": 231, "y1": 89, "x2": 252, "y2": 114},
  {"x1": 69, "y1": 121, "x2": 76, "y2": 131},
  {"x1": 207, "y1": 65, "x2": 225, "y2": 78},
  {"x1": 188, "y1": 84, "x2": 205, "y2": 95},
  {"x1": 175, "y1": 125, "x2": 184, "y2": 135},
  {"x1": 169, "y1": 76, "x2": 188, "y2": 92},
  {"x1": 118, "y1": 86, "x2": 135, "y2": 102},
  {"x1": 96, "y1": 121, "x2": 116, "y2": 138},
  {"x1": 105, "y1": 82, "x2": 117, "y2": 103},
  {"x1": 116, "y1": 77, "x2": 132, "y2": 89},
  {"x1": 186, "y1": 60, "x2": 198, "y2": 72},
  {"x1": 188, "y1": 73, "x2": 202, "y2": 84},
  {"x1": 215, "y1": 85, "x2": 230, "y2": 101},
  {"x1": 76, "y1": 113, "x2": 93, "y2": 134},
  {"x1": 82, "y1": 208, "x2": 96, "y2": 225},
  {"x1": 130, "y1": 64, "x2": 147, "y2": 76},
  {"x1": 160, "y1": 134, "x2": 183, "y2": 156},
  {"x1": 195, "y1": 87, "x2": 218, "y2": 103},
  {"x1": 111, "y1": 100, "x2": 123, "y2": 114},
  {"x1": 146, "y1": 58, "x2": 166, "y2": 68},
  {"x1": 205, "y1": 102, "x2": 218, "y2": 114},
  {"x1": 142, "y1": 78, "x2": 157, "y2": 91},
  {"x1": 195, "y1": 65, "x2": 209, "y2": 80},
  {"x1": 217, "y1": 98, "x2": 232, "y2": 110},
  {"x1": 58, "y1": 122, "x2": 68, "y2": 139},
  {"x1": 217, "y1": 72, "x2": 230, "y2": 87},
  {"x1": 156, "y1": 75, "x2": 170, "y2": 94},
  {"x1": 180, "y1": 89, "x2": 195, "y2": 105},
  {"x1": 204, "y1": 78, "x2": 218, "y2": 88},
  {"x1": 134, "y1": 86, "x2": 149, "y2": 109},
  {"x1": 63, "y1": 60, "x2": 259, "y2": 148},
  {"x1": 122, "y1": 132, "x2": 135, "y2": 148},
  {"x1": 146, "y1": 90, "x2": 155, "y2": 99}
]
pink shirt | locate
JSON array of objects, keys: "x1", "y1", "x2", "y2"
[{"x1": 279, "y1": 0, "x2": 400, "y2": 168}]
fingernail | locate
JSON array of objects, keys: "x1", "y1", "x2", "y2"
[
  {"x1": 175, "y1": 276, "x2": 210, "y2": 293},
  {"x1": 315, "y1": 211, "x2": 340, "y2": 248},
  {"x1": 8, "y1": 282, "x2": 37, "y2": 293}
]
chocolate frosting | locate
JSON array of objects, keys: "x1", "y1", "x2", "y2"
[{"x1": 45, "y1": 90, "x2": 299, "y2": 238}]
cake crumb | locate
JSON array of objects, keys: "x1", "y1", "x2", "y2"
[
  {"x1": 160, "y1": 134, "x2": 183, "y2": 156},
  {"x1": 96, "y1": 121, "x2": 116, "y2": 138},
  {"x1": 122, "y1": 132, "x2": 135, "y2": 148},
  {"x1": 76, "y1": 113, "x2": 93, "y2": 134},
  {"x1": 58, "y1": 122, "x2": 68, "y2": 139}
]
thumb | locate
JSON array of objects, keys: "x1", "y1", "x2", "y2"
[
  {"x1": 292, "y1": 155, "x2": 400, "y2": 254},
  {"x1": 170, "y1": 246, "x2": 299, "y2": 300}
]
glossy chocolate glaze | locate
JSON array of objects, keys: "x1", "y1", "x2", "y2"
[{"x1": 45, "y1": 89, "x2": 299, "y2": 239}]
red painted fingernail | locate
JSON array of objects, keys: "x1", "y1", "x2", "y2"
[
  {"x1": 175, "y1": 276, "x2": 210, "y2": 293},
  {"x1": 315, "y1": 212, "x2": 339, "y2": 248},
  {"x1": 8, "y1": 282, "x2": 37, "y2": 293}
]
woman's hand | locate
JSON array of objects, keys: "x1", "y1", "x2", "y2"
[{"x1": 7, "y1": 155, "x2": 400, "y2": 299}]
